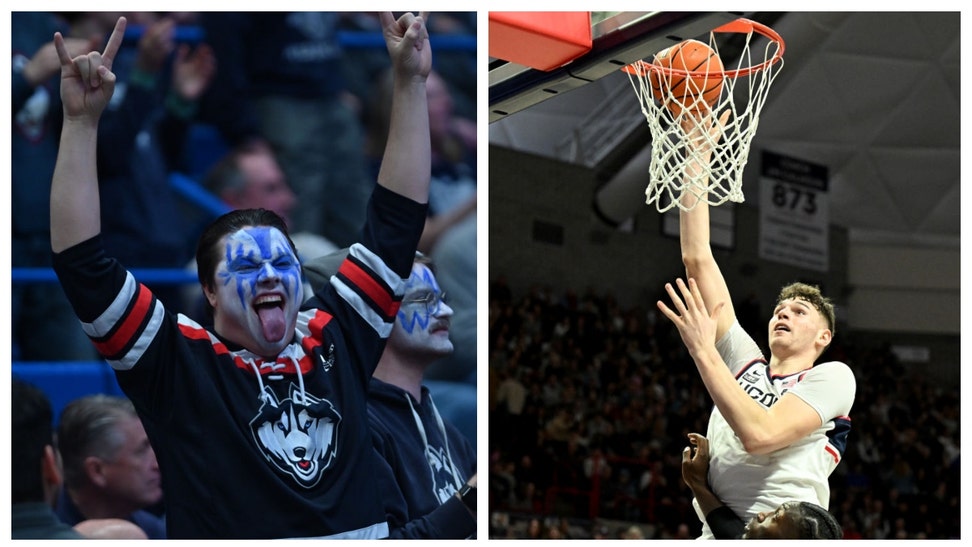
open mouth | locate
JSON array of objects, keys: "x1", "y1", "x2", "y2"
[{"x1": 254, "y1": 294, "x2": 284, "y2": 310}]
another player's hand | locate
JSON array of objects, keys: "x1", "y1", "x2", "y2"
[
  {"x1": 55, "y1": 16, "x2": 126, "y2": 123},
  {"x1": 681, "y1": 432, "x2": 711, "y2": 492},
  {"x1": 379, "y1": 11, "x2": 432, "y2": 82},
  {"x1": 657, "y1": 277, "x2": 724, "y2": 358}
]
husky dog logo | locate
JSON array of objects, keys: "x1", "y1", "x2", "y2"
[
  {"x1": 250, "y1": 385, "x2": 342, "y2": 488},
  {"x1": 426, "y1": 445, "x2": 463, "y2": 504}
]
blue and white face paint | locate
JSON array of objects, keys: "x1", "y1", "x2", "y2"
[
  {"x1": 389, "y1": 263, "x2": 453, "y2": 358},
  {"x1": 210, "y1": 226, "x2": 303, "y2": 357}
]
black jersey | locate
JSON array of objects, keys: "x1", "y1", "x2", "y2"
[{"x1": 52, "y1": 186, "x2": 429, "y2": 538}]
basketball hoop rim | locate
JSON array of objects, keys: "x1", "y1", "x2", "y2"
[{"x1": 621, "y1": 18, "x2": 785, "y2": 79}]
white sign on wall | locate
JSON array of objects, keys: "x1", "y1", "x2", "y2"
[{"x1": 758, "y1": 151, "x2": 829, "y2": 271}]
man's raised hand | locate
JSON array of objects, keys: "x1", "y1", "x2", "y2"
[
  {"x1": 54, "y1": 16, "x2": 127, "y2": 121},
  {"x1": 379, "y1": 12, "x2": 432, "y2": 81}
]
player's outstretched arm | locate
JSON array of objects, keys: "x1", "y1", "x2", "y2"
[
  {"x1": 376, "y1": 11, "x2": 432, "y2": 205},
  {"x1": 677, "y1": 111, "x2": 735, "y2": 340},
  {"x1": 660, "y1": 278, "x2": 824, "y2": 454},
  {"x1": 50, "y1": 16, "x2": 127, "y2": 253}
]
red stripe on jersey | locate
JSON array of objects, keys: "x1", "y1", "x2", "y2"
[
  {"x1": 301, "y1": 310, "x2": 332, "y2": 355},
  {"x1": 93, "y1": 283, "x2": 154, "y2": 357},
  {"x1": 338, "y1": 259, "x2": 397, "y2": 318},
  {"x1": 178, "y1": 321, "x2": 238, "y2": 365},
  {"x1": 825, "y1": 444, "x2": 840, "y2": 464},
  {"x1": 307, "y1": 309, "x2": 333, "y2": 336},
  {"x1": 179, "y1": 322, "x2": 213, "y2": 341},
  {"x1": 178, "y1": 322, "x2": 231, "y2": 356}
]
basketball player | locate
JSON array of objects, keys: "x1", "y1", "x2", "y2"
[
  {"x1": 681, "y1": 433, "x2": 843, "y2": 539},
  {"x1": 656, "y1": 114, "x2": 856, "y2": 538},
  {"x1": 49, "y1": 13, "x2": 471, "y2": 539}
]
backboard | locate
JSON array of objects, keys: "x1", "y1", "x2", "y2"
[{"x1": 489, "y1": 12, "x2": 741, "y2": 124}]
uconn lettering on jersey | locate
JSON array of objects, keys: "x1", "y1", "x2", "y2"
[
  {"x1": 736, "y1": 359, "x2": 852, "y2": 463},
  {"x1": 737, "y1": 360, "x2": 789, "y2": 408}
]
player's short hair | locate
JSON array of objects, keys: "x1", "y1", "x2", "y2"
[
  {"x1": 789, "y1": 502, "x2": 843, "y2": 539},
  {"x1": 777, "y1": 282, "x2": 836, "y2": 336}
]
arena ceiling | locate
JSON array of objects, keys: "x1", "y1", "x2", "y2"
[{"x1": 488, "y1": 12, "x2": 961, "y2": 250}]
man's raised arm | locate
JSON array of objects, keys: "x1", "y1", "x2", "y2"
[{"x1": 376, "y1": 11, "x2": 432, "y2": 205}]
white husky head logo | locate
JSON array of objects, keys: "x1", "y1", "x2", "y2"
[{"x1": 250, "y1": 385, "x2": 341, "y2": 488}]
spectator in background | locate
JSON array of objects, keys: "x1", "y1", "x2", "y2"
[
  {"x1": 364, "y1": 68, "x2": 476, "y2": 248},
  {"x1": 304, "y1": 251, "x2": 477, "y2": 535},
  {"x1": 200, "y1": 143, "x2": 340, "y2": 265},
  {"x1": 55, "y1": 395, "x2": 166, "y2": 539},
  {"x1": 363, "y1": 66, "x2": 478, "y2": 442},
  {"x1": 12, "y1": 11, "x2": 100, "y2": 362},
  {"x1": 411, "y1": 69, "x2": 477, "y2": 385},
  {"x1": 67, "y1": 11, "x2": 215, "y2": 312},
  {"x1": 198, "y1": 12, "x2": 370, "y2": 248},
  {"x1": 12, "y1": 378, "x2": 85, "y2": 539},
  {"x1": 339, "y1": 12, "x2": 476, "y2": 122},
  {"x1": 183, "y1": 144, "x2": 340, "y2": 324}
]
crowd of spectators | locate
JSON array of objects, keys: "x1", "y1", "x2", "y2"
[
  {"x1": 487, "y1": 276, "x2": 960, "y2": 539},
  {"x1": 13, "y1": 10, "x2": 476, "y2": 359}
]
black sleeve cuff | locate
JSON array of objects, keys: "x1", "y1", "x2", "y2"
[{"x1": 707, "y1": 506, "x2": 747, "y2": 539}]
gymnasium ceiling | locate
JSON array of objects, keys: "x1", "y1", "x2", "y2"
[{"x1": 488, "y1": 12, "x2": 961, "y2": 249}]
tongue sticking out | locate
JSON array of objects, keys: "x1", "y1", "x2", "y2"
[{"x1": 257, "y1": 306, "x2": 287, "y2": 342}]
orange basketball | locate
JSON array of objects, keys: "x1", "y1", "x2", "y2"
[{"x1": 649, "y1": 39, "x2": 724, "y2": 115}]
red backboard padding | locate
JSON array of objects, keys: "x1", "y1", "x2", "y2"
[{"x1": 489, "y1": 12, "x2": 592, "y2": 72}]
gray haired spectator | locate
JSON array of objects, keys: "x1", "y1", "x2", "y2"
[{"x1": 55, "y1": 395, "x2": 166, "y2": 538}]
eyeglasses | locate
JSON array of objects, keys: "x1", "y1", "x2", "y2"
[{"x1": 402, "y1": 291, "x2": 448, "y2": 315}]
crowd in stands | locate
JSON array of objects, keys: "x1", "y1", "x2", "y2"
[
  {"x1": 13, "y1": 10, "x2": 476, "y2": 361},
  {"x1": 487, "y1": 276, "x2": 960, "y2": 539}
]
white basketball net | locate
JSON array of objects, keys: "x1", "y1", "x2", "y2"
[{"x1": 625, "y1": 20, "x2": 784, "y2": 212}]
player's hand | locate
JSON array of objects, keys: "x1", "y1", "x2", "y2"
[
  {"x1": 55, "y1": 16, "x2": 126, "y2": 123},
  {"x1": 680, "y1": 108, "x2": 731, "y2": 160},
  {"x1": 379, "y1": 11, "x2": 432, "y2": 82},
  {"x1": 657, "y1": 277, "x2": 724, "y2": 358},
  {"x1": 681, "y1": 432, "x2": 711, "y2": 492}
]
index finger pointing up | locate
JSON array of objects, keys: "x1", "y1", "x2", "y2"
[
  {"x1": 101, "y1": 16, "x2": 127, "y2": 70},
  {"x1": 53, "y1": 32, "x2": 73, "y2": 67}
]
